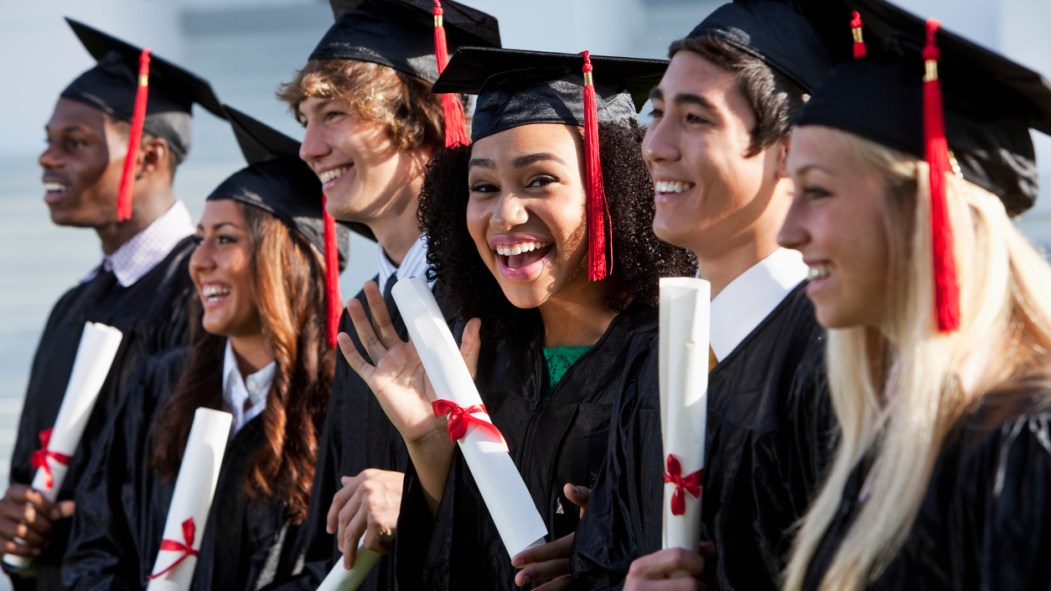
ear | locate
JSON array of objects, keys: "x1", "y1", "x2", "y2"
[
  {"x1": 139, "y1": 136, "x2": 170, "y2": 177},
  {"x1": 774, "y1": 135, "x2": 791, "y2": 179}
]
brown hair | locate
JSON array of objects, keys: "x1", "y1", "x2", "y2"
[
  {"x1": 277, "y1": 59, "x2": 445, "y2": 153},
  {"x1": 670, "y1": 32, "x2": 808, "y2": 157},
  {"x1": 151, "y1": 203, "x2": 333, "y2": 522}
]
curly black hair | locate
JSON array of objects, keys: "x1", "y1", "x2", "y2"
[{"x1": 418, "y1": 120, "x2": 696, "y2": 340}]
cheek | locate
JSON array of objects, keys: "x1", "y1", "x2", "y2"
[{"x1": 465, "y1": 201, "x2": 490, "y2": 255}]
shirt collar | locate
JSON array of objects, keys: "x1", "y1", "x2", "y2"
[
  {"x1": 377, "y1": 234, "x2": 434, "y2": 289},
  {"x1": 221, "y1": 339, "x2": 276, "y2": 436},
  {"x1": 100, "y1": 201, "x2": 194, "y2": 287},
  {"x1": 708, "y1": 248, "x2": 807, "y2": 361}
]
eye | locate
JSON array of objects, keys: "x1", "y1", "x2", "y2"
[
  {"x1": 217, "y1": 234, "x2": 238, "y2": 245},
  {"x1": 324, "y1": 109, "x2": 346, "y2": 123},
  {"x1": 802, "y1": 185, "x2": 833, "y2": 200},
  {"x1": 191, "y1": 234, "x2": 204, "y2": 246},
  {"x1": 65, "y1": 138, "x2": 88, "y2": 150},
  {"x1": 469, "y1": 181, "x2": 498, "y2": 195},
  {"x1": 684, "y1": 112, "x2": 710, "y2": 125},
  {"x1": 647, "y1": 107, "x2": 664, "y2": 120},
  {"x1": 525, "y1": 175, "x2": 557, "y2": 188}
]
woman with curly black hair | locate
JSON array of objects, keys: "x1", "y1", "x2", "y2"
[{"x1": 339, "y1": 48, "x2": 694, "y2": 590}]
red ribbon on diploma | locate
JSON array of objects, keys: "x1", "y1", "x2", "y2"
[
  {"x1": 432, "y1": 400, "x2": 507, "y2": 449},
  {"x1": 663, "y1": 454, "x2": 702, "y2": 516},
  {"x1": 30, "y1": 429, "x2": 72, "y2": 490},
  {"x1": 148, "y1": 517, "x2": 200, "y2": 580}
]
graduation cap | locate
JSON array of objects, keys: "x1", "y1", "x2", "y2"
[
  {"x1": 794, "y1": 0, "x2": 1051, "y2": 331},
  {"x1": 308, "y1": 0, "x2": 501, "y2": 84},
  {"x1": 212, "y1": 106, "x2": 354, "y2": 346},
  {"x1": 685, "y1": 0, "x2": 839, "y2": 92},
  {"x1": 433, "y1": 46, "x2": 668, "y2": 281},
  {"x1": 61, "y1": 18, "x2": 225, "y2": 221}
]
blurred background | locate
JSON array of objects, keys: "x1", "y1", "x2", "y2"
[{"x1": 1, "y1": 2, "x2": 1049, "y2": 583}]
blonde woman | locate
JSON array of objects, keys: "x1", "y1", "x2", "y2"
[{"x1": 777, "y1": 4, "x2": 1051, "y2": 590}]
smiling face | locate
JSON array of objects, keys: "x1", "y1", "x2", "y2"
[
  {"x1": 778, "y1": 126, "x2": 892, "y2": 329},
  {"x1": 38, "y1": 98, "x2": 127, "y2": 228},
  {"x1": 644, "y1": 50, "x2": 785, "y2": 260},
  {"x1": 466, "y1": 123, "x2": 602, "y2": 311},
  {"x1": 189, "y1": 199, "x2": 262, "y2": 338},
  {"x1": 297, "y1": 96, "x2": 426, "y2": 225}
]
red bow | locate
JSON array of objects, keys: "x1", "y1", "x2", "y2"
[
  {"x1": 663, "y1": 454, "x2": 703, "y2": 516},
  {"x1": 30, "y1": 429, "x2": 72, "y2": 490},
  {"x1": 432, "y1": 400, "x2": 506, "y2": 448},
  {"x1": 148, "y1": 517, "x2": 200, "y2": 580}
]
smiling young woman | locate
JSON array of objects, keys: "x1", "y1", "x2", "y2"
[{"x1": 342, "y1": 48, "x2": 694, "y2": 590}]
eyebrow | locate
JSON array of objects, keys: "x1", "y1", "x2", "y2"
[
  {"x1": 649, "y1": 88, "x2": 720, "y2": 113},
  {"x1": 44, "y1": 124, "x2": 93, "y2": 136},
  {"x1": 793, "y1": 164, "x2": 836, "y2": 177},
  {"x1": 195, "y1": 221, "x2": 241, "y2": 232},
  {"x1": 469, "y1": 153, "x2": 569, "y2": 170}
]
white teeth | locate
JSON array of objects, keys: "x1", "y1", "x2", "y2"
[
  {"x1": 44, "y1": 182, "x2": 68, "y2": 192},
  {"x1": 202, "y1": 285, "x2": 231, "y2": 298},
  {"x1": 807, "y1": 264, "x2": 832, "y2": 281},
  {"x1": 654, "y1": 180, "x2": 695, "y2": 194},
  {"x1": 494, "y1": 241, "x2": 548, "y2": 257},
  {"x1": 318, "y1": 167, "x2": 350, "y2": 183}
]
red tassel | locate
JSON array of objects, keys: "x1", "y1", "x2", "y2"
[
  {"x1": 434, "y1": 0, "x2": 469, "y2": 147},
  {"x1": 581, "y1": 51, "x2": 611, "y2": 281},
  {"x1": 322, "y1": 195, "x2": 343, "y2": 347},
  {"x1": 117, "y1": 48, "x2": 151, "y2": 222},
  {"x1": 922, "y1": 19, "x2": 960, "y2": 332},
  {"x1": 850, "y1": 11, "x2": 867, "y2": 59}
]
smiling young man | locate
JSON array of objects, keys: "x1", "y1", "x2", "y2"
[
  {"x1": 270, "y1": 1, "x2": 500, "y2": 589},
  {"x1": 570, "y1": 3, "x2": 849, "y2": 590},
  {"x1": 1, "y1": 19, "x2": 223, "y2": 591}
]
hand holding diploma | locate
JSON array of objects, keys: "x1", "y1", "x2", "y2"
[{"x1": 2, "y1": 322, "x2": 122, "y2": 569}]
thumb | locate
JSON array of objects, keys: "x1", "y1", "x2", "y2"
[
  {"x1": 564, "y1": 483, "x2": 592, "y2": 516},
  {"x1": 50, "y1": 500, "x2": 76, "y2": 521},
  {"x1": 460, "y1": 318, "x2": 482, "y2": 381}
]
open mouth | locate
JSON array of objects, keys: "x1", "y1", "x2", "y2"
[
  {"x1": 318, "y1": 166, "x2": 352, "y2": 190},
  {"x1": 493, "y1": 240, "x2": 552, "y2": 278},
  {"x1": 43, "y1": 181, "x2": 70, "y2": 202},
  {"x1": 806, "y1": 263, "x2": 832, "y2": 281},
  {"x1": 200, "y1": 284, "x2": 232, "y2": 305},
  {"x1": 654, "y1": 180, "x2": 695, "y2": 194}
]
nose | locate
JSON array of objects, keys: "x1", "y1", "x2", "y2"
[
  {"x1": 39, "y1": 140, "x2": 62, "y2": 171},
  {"x1": 642, "y1": 117, "x2": 679, "y2": 164},
  {"x1": 490, "y1": 192, "x2": 529, "y2": 230},
  {"x1": 299, "y1": 119, "x2": 330, "y2": 164},
  {"x1": 776, "y1": 193, "x2": 809, "y2": 252},
  {"x1": 189, "y1": 237, "x2": 215, "y2": 280}
]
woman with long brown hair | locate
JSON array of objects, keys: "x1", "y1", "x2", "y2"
[{"x1": 61, "y1": 108, "x2": 348, "y2": 590}]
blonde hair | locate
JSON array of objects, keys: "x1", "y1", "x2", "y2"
[{"x1": 783, "y1": 129, "x2": 1051, "y2": 590}]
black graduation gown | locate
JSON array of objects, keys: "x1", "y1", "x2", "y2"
[
  {"x1": 62, "y1": 347, "x2": 302, "y2": 590},
  {"x1": 802, "y1": 382, "x2": 1051, "y2": 590},
  {"x1": 270, "y1": 278, "x2": 459, "y2": 591},
  {"x1": 6, "y1": 237, "x2": 195, "y2": 591},
  {"x1": 572, "y1": 283, "x2": 832, "y2": 590},
  {"x1": 395, "y1": 303, "x2": 660, "y2": 591}
]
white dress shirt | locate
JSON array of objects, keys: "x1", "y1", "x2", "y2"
[
  {"x1": 221, "y1": 339, "x2": 276, "y2": 436},
  {"x1": 377, "y1": 233, "x2": 435, "y2": 290},
  {"x1": 86, "y1": 201, "x2": 195, "y2": 287}
]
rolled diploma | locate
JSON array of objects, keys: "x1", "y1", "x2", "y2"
[
  {"x1": 3, "y1": 321, "x2": 123, "y2": 569},
  {"x1": 392, "y1": 277, "x2": 548, "y2": 557},
  {"x1": 659, "y1": 278, "x2": 711, "y2": 552},
  {"x1": 316, "y1": 543, "x2": 381, "y2": 591},
  {"x1": 146, "y1": 408, "x2": 232, "y2": 591}
]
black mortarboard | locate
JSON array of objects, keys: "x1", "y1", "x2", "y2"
[
  {"x1": 308, "y1": 0, "x2": 501, "y2": 84},
  {"x1": 215, "y1": 106, "x2": 358, "y2": 345},
  {"x1": 432, "y1": 46, "x2": 667, "y2": 142},
  {"x1": 794, "y1": 0, "x2": 1051, "y2": 216},
  {"x1": 211, "y1": 106, "x2": 352, "y2": 268},
  {"x1": 60, "y1": 18, "x2": 225, "y2": 166},
  {"x1": 686, "y1": 0, "x2": 838, "y2": 92}
]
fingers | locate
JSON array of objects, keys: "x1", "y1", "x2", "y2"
[
  {"x1": 460, "y1": 318, "x2": 482, "y2": 381},
  {"x1": 513, "y1": 533, "x2": 574, "y2": 566},
  {"x1": 362, "y1": 281, "x2": 400, "y2": 348},
  {"x1": 49, "y1": 500, "x2": 76, "y2": 521},
  {"x1": 326, "y1": 475, "x2": 359, "y2": 536},
  {"x1": 563, "y1": 483, "x2": 592, "y2": 517},
  {"x1": 625, "y1": 548, "x2": 706, "y2": 590},
  {"x1": 336, "y1": 481, "x2": 365, "y2": 556},
  {"x1": 342, "y1": 504, "x2": 367, "y2": 569},
  {"x1": 346, "y1": 293, "x2": 388, "y2": 368}
]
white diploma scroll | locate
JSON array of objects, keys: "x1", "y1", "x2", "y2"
[
  {"x1": 146, "y1": 408, "x2": 232, "y2": 591},
  {"x1": 316, "y1": 543, "x2": 382, "y2": 591},
  {"x1": 3, "y1": 321, "x2": 123, "y2": 570},
  {"x1": 392, "y1": 277, "x2": 548, "y2": 557},
  {"x1": 659, "y1": 278, "x2": 711, "y2": 552}
]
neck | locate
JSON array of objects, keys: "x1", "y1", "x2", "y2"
[
  {"x1": 694, "y1": 236, "x2": 780, "y2": 299},
  {"x1": 370, "y1": 196, "x2": 423, "y2": 267},
  {"x1": 538, "y1": 281, "x2": 618, "y2": 347},
  {"x1": 229, "y1": 334, "x2": 274, "y2": 377},
  {"x1": 96, "y1": 187, "x2": 176, "y2": 255}
]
